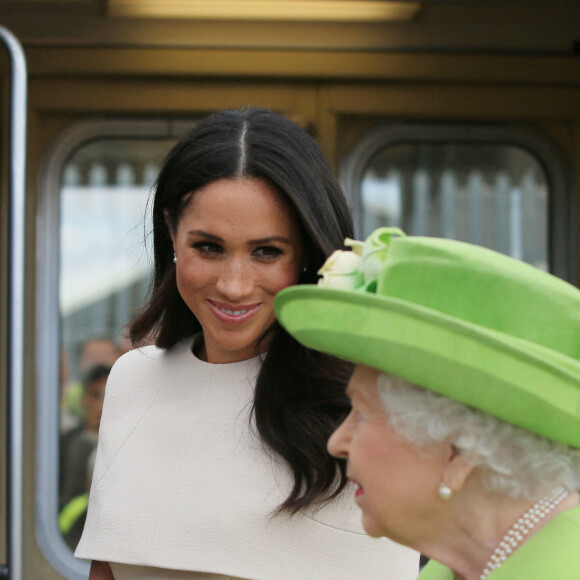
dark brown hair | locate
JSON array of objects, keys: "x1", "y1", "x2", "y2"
[{"x1": 130, "y1": 108, "x2": 354, "y2": 512}]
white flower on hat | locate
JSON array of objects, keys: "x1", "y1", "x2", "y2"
[
  {"x1": 316, "y1": 228, "x2": 406, "y2": 290},
  {"x1": 317, "y1": 246, "x2": 363, "y2": 289}
]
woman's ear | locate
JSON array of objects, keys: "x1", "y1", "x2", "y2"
[
  {"x1": 163, "y1": 209, "x2": 176, "y2": 244},
  {"x1": 442, "y1": 443, "x2": 477, "y2": 494}
]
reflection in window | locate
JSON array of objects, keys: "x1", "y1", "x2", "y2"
[
  {"x1": 360, "y1": 144, "x2": 548, "y2": 270},
  {"x1": 58, "y1": 138, "x2": 174, "y2": 551}
]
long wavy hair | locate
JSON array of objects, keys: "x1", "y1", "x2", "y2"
[{"x1": 130, "y1": 108, "x2": 354, "y2": 512}]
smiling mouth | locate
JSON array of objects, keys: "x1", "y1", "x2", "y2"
[
  {"x1": 208, "y1": 300, "x2": 262, "y2": 324},
  {"x1": 220, "y1": 307, "x2": 249, "y2": 316}
]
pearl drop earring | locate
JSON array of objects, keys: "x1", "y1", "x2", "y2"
[
  {"x1": 438, "y1": 482, "x2": 453, "y2": 500},
  {"x1": 173, "y1": 253, "x2": 177, "y2": 264}
]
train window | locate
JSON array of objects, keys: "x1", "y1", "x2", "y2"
[
  {"x1": 359, "y1": 144, "x2": 547, "y2": 268},
  {"x1": 340, "y1": 123, "x2": 575, "y2": 280},
  {"x1": 37, "y1": 119, "x2": 192, "y2": 579}
]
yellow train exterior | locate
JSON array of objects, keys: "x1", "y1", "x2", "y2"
[{"x1": 1, "y1": 1, "x2": 580, "y2": 578}]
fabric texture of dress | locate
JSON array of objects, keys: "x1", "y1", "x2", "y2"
[
  {"x1": 418, "y1": 504, "x2": 580, "y2": 579},
  {"x1": 76, "y1": 338, "x2": 419, "y2": 579}
]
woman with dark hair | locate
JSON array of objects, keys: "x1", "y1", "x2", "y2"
[{"x1": 76, "y1": 110, "x2": 418, "y2": 579}]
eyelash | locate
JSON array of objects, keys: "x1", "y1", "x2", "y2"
[
  {"x1": 192, "y1": 241, "x2": 222, "y2": 255},
  {"x1": 191, "y1": 242, "x2": 283, "y2": 260},
  {"x1": 254, "y1": 246, "x2": 283, "y2": 259}
]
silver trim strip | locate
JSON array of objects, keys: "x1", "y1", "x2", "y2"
[{"x1": 0, "y1": 25, "x2": 27, "y2": 580}]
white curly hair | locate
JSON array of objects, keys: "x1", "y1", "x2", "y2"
[{"x1": 377, "y1": 373, "x2": 580, "y2": 500}]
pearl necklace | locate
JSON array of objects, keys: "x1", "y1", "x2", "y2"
[{"x1": 480, "y1": 485, "x2": 569, "y2": 579}]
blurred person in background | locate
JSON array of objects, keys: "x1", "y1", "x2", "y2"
[
  {"x1": 60, "y1": 447, "x2": 98, "y2": 550},
  {"x1": 61, "y1": 337, "x2": 120, "y2": 432},
  {"x1": 60, "y1": 364, "x2": 110, "y2": 510}
]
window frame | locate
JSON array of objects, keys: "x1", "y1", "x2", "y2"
[
  {"x1": 340, "y1": 122, "x2": 577, "y2": 283},
  {"x1": 36, "y1": 118, "x2": 193, "y2": 579}
]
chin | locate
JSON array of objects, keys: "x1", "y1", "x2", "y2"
[{"x1": 361, "y1": 517, "x2": 385, "y2": 539}]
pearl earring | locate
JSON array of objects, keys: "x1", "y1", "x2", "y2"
[
  {"x1": 438, "y1": 482, "x2": 452, "y2": 500},
  {"x1": 173, "y1": 253, "x2": 177, "y2": 264}
]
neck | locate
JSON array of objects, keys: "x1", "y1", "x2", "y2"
[
  {"x1": 420, "y1": 484, "x2": 579, "y2": 580},
  {"x1": 192, "y1": 335, "x2": 207, "y2": 361}
]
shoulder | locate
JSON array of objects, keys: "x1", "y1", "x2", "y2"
[
  {"x1": 90, "y1": 343, "x2": 193, "y2": 478},
  {"x1": 104, "y1": 345, "x2": 159, "y2": 400},
  {"x1": 561, "y1": 503, "x2": 580, "y2": 528},
  {"x1": 112, "y1": 343, "x2": 168, "y2": 372},
  {"x1": 109, "y1": 339, "x2": 193, "y2": 384},
  {"x1": 101, "y1": 339, "x2": 193, "y2": 414}
]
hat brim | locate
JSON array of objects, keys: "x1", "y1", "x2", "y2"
[{"x1": 275, "y1": 286, "x2": 580, "y2": 448}]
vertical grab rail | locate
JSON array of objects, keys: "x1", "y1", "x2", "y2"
[{"x1": 0, "y1": 25, "x2": 27, "y2": 580}]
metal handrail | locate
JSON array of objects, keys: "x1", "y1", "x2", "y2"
[{"x1": 0, "y1": 25, "x2": 27, "y2": 580}]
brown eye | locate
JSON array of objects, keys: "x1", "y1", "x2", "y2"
[
  {"x1": 254, "y1": 246, "x2": 283, "y2": 259},
  {"x1": 193, "y1": 241, "x2": 223, "y2": 255}
]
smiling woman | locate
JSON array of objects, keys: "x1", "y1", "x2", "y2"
[
  {"x1": 74, "y1": 109, "x2": 419, "y2": 579},
  {"x1": 168, "y1": 177, "x2": 303, "y2": 364}
]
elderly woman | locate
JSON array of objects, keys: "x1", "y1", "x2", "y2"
[{"x1": 274, "y1": 228, "x2": 580, "y2": 580}]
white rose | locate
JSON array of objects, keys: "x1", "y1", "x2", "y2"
[{"x1": 317, "y1": 250, "x2": 364, "y2": 289}]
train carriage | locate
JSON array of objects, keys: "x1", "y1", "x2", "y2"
[{"x1": 1, "y1": 1, "x2": 580, "y2": 578}]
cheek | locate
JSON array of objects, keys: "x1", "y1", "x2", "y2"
[
  {"x1": 175, "y1": 271, "x2": 192, "y2": 303},
  {"x1": 358, "y1": 442, "x2": 386, "y2": 473},
  {"x1": 268, "y1": 261, "x2": 301, "y2": 293},
  {"x1": 353, "y1": 431, "x2": 396, "y2": 487},
  {"x1": 175, "y1": 261, "x2": 208, "y2": 296}
]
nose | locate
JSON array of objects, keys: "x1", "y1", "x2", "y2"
[
  {"x1": 327, "y1": 411, "x2": 353, "y2": 459},
  {"x1": 215, "y1": 256, "x2": 255, "y2": 300}
]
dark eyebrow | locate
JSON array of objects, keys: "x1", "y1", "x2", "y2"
[
  {"x1": 186, "y1": 231, "x2": 291, "y2": 246},
  {"x1": 186, "y1": 230, "x2": 223, "y2": 241},
  {"x1": 249, "y1": 236, "x2": 292, "y2": 245}
]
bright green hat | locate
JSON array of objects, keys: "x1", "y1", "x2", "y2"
[{"x1": 275, "y1": 228, "x2": 580, "y2": 448}]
